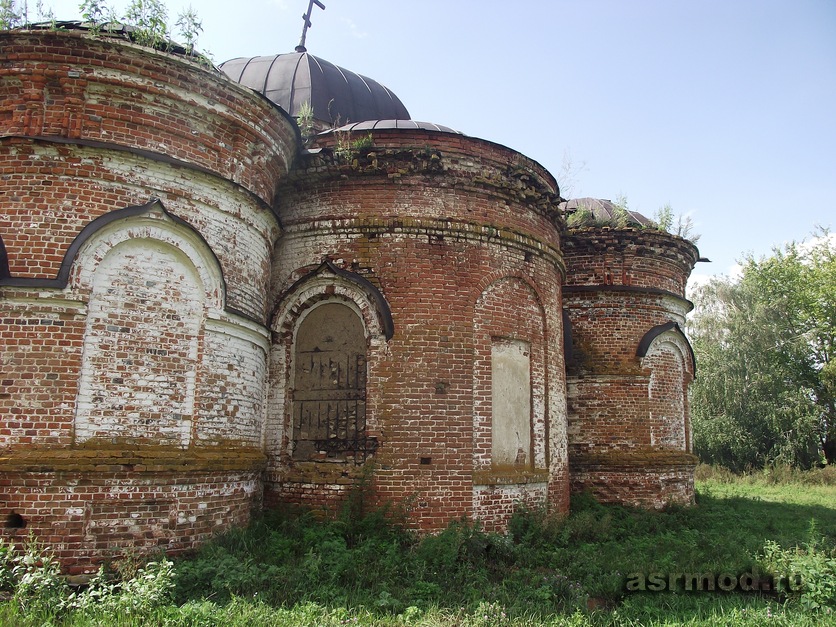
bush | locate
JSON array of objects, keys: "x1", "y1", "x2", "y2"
[
  {"x1": 760, "y1": 526, "x2": 836, "y2": 610},
  {"x1": 1, "y1": 535, "x2": 68, "y2": 617},
  {"x1": 0, "y1": 535, "x2": 176, "y2": 624},
  {"x1": 68, "y1": 557, "x2": 175, "y2": 616}
]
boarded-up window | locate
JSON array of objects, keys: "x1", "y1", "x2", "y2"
[
  {"x1": 292, "y1": 303, "x2": 371, "y2": 461},
  {"x1": 491, "y1": 338, "x2": 532, "y2": 467}
]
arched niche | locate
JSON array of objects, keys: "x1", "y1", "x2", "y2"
[
  {"x1": 268, "y1": 261, "x2": 392, "y2": 465},
  {"x1": 70, "y1": 200, "x2": 226, "y2": 446},
  {"x1": 638, "y1": 324, "x2": 695, "y2": 451},
  {"x1": 291, "y1": 301, "x2": 370, "y2": 461},
  {"x1": 473, "y1": 276, "x2": 548, "y2": 471},
  {"x1": 75, "y1": 238, "x2": 205, "y2": 445}
]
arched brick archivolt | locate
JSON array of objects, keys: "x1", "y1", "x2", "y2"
[
  {"x1": 638, "y1": 325, "x2": 695, "y2": 452},
  {"x1": 70, "y1": 200, "x2": 227, "y2": 446},
  {"x1": 267, "y1": 261, "x2": 392, "y2": 466},
  {"x1": 69, "y1": 200, "x2": 225, "y2": 305}
]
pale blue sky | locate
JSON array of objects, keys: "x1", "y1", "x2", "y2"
[{"x1": 41, "y1": 0, "x2": 836, "y2": 284}]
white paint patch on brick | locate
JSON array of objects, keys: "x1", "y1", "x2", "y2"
[
  {"x1": 491, "y1": 339, "x2": 532, "y2": 466},
  {"x1": 197, "y1": 324, "x2": 267, "y2": 445},
  {"x1": 75, "y1": 239, "x2": 204, "y2": 445},
  {"x1": 643, "y1": 333, "x2": 690, "y2": 450}
]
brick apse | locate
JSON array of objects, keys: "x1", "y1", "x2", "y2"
[{"x1": 0, "y1": 29, "x2": 701, "y2": 574}]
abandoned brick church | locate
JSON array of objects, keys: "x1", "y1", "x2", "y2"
[{"x1": 0, "y1": 25, "x2": 701, "y2": 574}]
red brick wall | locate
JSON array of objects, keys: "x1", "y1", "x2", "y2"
[
  {"x1": 564, "y1": 228, "x2": 699, "y2": 507},
  {"x1": 0, "y1": 451, "x2": 263, "y2": 576},
  {"x1": 0, "y1": 307, "x2": 84, "y2": 448},
  {"x1": 569, "y1": 460, "x2": 696, "y2": 510},
  {"x1": 563, "y1": 227, "x2": 699, "y2": 294},
  {"x1": 265, "y1": 131, "x2": 569, "y2": 530},
  {"x1": 0, "y1": 31, "x2": 292, "y2": 571}
]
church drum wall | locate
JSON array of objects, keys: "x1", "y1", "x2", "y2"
[
  {"x1": 266, "y1": 130, "x2": 570, "y2": 531},
  {"x1": 562, "y1": 228, "x2": 699, "y2": 508},
  {"x1": 0, "y1": 31, "x2": 296, "y2": 571}
]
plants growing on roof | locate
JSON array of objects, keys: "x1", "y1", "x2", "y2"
[
  {"x1": 175, "y1": 4, "x2": 201, "y2": 56},
  {"x1": 296, "y1": 100, "x2": 315, "y2": 145},
  {"x1": 124, "y1": 0, "x2": 168, "y2": 49}
]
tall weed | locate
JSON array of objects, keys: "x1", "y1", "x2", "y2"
[
  {"x1": 759, "y1": 522, "x2": 836, "y2": 609},
  {"x1": 2, "y1": 534, "x2": 68, "y2": 617},
  {"x1": 0, "y1": 535, "x2": 175, "y2": 624}
]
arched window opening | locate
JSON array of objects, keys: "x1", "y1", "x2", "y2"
[{"x1": 292, "y1": 302, "x2": 374, "y2": 462}]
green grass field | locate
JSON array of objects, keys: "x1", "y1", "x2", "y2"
[{"x1": 2, "y1": 465, "x2": 835, "y2": 626}]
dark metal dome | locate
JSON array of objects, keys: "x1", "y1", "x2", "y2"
[
  {"x1": 326, "y1": 120, "x2": 462, "y2": 134},
  {"x1": 219, "y1": 52, "x2": 410, "y2": 127}
]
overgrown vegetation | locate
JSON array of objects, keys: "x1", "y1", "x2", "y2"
[
  {"x1": 1, "y1": 0, "x2": 209, "y2": 60},
  {"x1": 122, "y1": 0, "x2": 169, "y2": 49},
  {"x1": 295, "y1": 100, "x2": 316, "y2": 145},
  {"x1": 565, "y1": 194, "x2": 701, "y2": 243},
  {"x1": 654, "y1": 202, "x2": 700, "y2": 241},
  {"x1": 689, "y1": 230, "x2": 836, "y2": 469},
  {"x1": 0, "y1": 534, "x2": 175, "y2": 624},
  {"x1": 335, "y1": 131, "x2": 374, "y2": 162},
  {"x1": 2, "y1": 468, "x2": 835, "y2": 625}
]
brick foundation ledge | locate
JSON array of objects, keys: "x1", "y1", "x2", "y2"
[
  {"x1": 570, "y1": 449, "x2": 697, "y2": 509},
  {"x1": 0, "y1": 443, "x2": 267, "y2": 473},
  {"x1": 472, "y1": 468, "x2": 549, "y2": 486}
]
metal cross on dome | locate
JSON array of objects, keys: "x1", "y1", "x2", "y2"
[{"x1": 296, "y1": 0, "x2": 326, "y2": 52}]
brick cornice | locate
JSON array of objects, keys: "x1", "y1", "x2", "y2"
[
  {"x1": 562, "y1": 284, "x2": 694, "y2": 312},
  {"x1": 472, "y1": 468, "x2": 549, "y2": 486}
]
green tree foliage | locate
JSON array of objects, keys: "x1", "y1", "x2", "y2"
[
  {"x1": 689, "y1": 230, "x2": 836, "y2": 469},
  {"x1": 0, "y1": 0, "x2": 23, "y2": 29}
]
